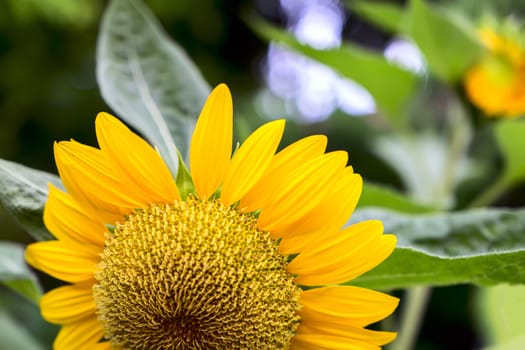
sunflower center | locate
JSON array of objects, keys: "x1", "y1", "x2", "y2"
[{"x1": 93, "y1": 196, "x2": 301, "y2": 349}]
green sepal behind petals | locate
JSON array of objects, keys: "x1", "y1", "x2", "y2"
[{"x1": 176, "y1": 150, "x2": 195, "y2": 200}]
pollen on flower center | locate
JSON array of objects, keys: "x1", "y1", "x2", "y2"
[{"x1": 93, "y1": 196, "x2": 301, "y2": 350}]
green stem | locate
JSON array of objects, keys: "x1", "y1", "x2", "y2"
[
  {"x1": 439, "y1": 103, "x2": 472, "y2": 207},
  {"x1": 390, "y1": 286, "x2": 432, "y2": 350},
  {"x1": 469, "y1": 176, "x2": 510, "y2": 208}
]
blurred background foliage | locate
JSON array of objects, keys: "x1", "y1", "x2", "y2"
[{"x1": 2, "y1": 0, "x2": 525, "y2": 349}]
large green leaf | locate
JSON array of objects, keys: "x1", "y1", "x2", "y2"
[
  {"x1": 249, "y1": 18, "x2": 419, "y2": 125},
  {"x1": 0, "y1": 242, "x2": 42, "y2": 303},
  {"x1": 0, "y1": 159, "x2": 60, "y2": 241},
  {"x1": 350, "y1": 207, "x2": 525, "y2": 289},
  {"x1": 97, "y1": 0, "x2": 210, "y2": 176},
  {"x1": 407, "y1": 0, "x2": 484, "y2": 82}
]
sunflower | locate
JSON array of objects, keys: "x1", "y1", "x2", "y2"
[
  {"x1": 25, "y1": 84, "x2": 398, "y2": 349},
  {"x1": 464, "y1": 26, "x2": 525, "y2": 117}
]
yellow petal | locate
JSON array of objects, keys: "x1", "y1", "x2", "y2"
[
  {"x1": 54, "y1": 141, "x2": 136, "y2": 223},
  {"x1": 25, "y1": 241, "x2": 99, "y2": 284},
  {"x1": 299, "y1": 285, "x2": 398, "y2": 328},
  {"x1": 44, "y1": 185, "x2": 106, "y2": 247},
  {"x1": 95, "y1": 112, "x2": 180, "y2": 203},
  {"x1": 92, "y1": 342, "x2": 112, "y2": 350},
  {"x1": 289, "y1": 221, "x2": 396, "y2": 285},
  {"x1": 292, "y1": 326, "x2": 396, "y2": 350},
  {"x1": 220, "y1": 120, "x2": 285, "y2": 206},
  {"x1": 256, "y1": 151, "x2": 348, "y2": 237},
  {"x1": 240, "y1": 135, "x2": 327, "y2": 212},
  {"x1": 41, "y1": 283, "x2": 96, "y2": 324},
  {"x1": 290, "y1": 339, "x2": 335, "y2": 350},
  {"x1": 291, "y1": 334, "x2": 379, "y2": 350},
  {"x1": 288, "y1": 169, "x2": 360, "y2": 234},
  {"x1": 278, "y1": 226, "x2": 334, "y2": 255},
  {"x1": 464, "y1": 64, "x2": 509, "y2": 116},
  {"x1": 190, "y1": 84, "x2": 233, "y2": 198},
  {"x1": 290, "y1": 342, "x2": 327, "y2": 350},
  {"x1": 54, "y1": 315, "x2": 105, "y2": 350},
  {"x1": 300, "y1": 324, "x2": 397, "y2": 345},
  {"x1": 276, "y1": 170, "x2": 360, "y2": 254},
  {"x1": 274, "y1": 168, "x2": 361, "y2": 245}
]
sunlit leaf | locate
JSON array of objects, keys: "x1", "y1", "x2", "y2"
[
  {"x1": 350, "y1": 207, "x2": 525, "y2": 289},
  {"x1": 407, "y1": 0, "x2": 484, "y2": 82},
  {"x1": 477, "y1": 284, "x2": 525, "y2": 348},
  {"x1": 249, "y1": 17, "x2": 419, "y2": 125},
  {"x1": 0, "y1": 159, "x2": 59, "y2": 241},
  {"x1": 483, "y1": 334, "x2": 525, "y2": 350},
  {"x1": 97, "y1": 0, "x2": 210, "y2": 176},
  {"x1": 0, "y1": 242, "x2": 42, "y2": 303},
  {"x1": 350, "y1": 1, "x2": 405, "y2": 33}
]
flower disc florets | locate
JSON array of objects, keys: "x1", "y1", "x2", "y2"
[{"x1": 93, "y1": 196, "x2": 301, "y2": 350}]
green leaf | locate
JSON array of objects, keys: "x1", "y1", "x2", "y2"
[
  {"x1": 477, "y1": 284, "x2": 525, "y2": 347},
  {"x1": 0, "y1": 285, "x2": 57, "y2": 350},
  {"x1": 350, "y1": 1, "x2": 405, "y2": 34},
  {"x1": 351, "y1": 0, "x2": 484, "y2": 82},
  {"x1": 0, "y1": 311, "x2": 47, "y2": 350},
  {"x1": 470, "y1": 119, "x2": 525, "y2": 207},
  {"x1": 249, "y1": 17, "x2": 419, "y2": 124},
  {"x1": 407, "y1": 0, "x2": 484, "y2": 82},
  {"x1": 483, "y1": 334, "x2": 525, "y2": 350},
  {"x1": 350, "y1": 207, "x2": 525, "y2": 289},
  {"x1": 0, "y1": 159, "x2": 60, "y2": 241},
  {"x1": 0, "y1": 242, "x2": 42, "y2": 303},
  {"x1": 372, "y1": 134, "x2": 461, "y2": 209},
  {"x1": 358, "y1": 183, "x2": 435, "y2": 214},
  {"x1": 495, "y1": 118, "x2": 525, "y2": 185},
  {"x1": 97, "y1": 0, "x2": 210, "y2": 176}
]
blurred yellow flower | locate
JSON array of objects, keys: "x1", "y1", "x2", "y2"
[
  {"x1": 25, "y1": 84, "x2": 398, "y2": 349},
  {"x1": 464, "y1": 26, "x2": 525, "y2": 117}
]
